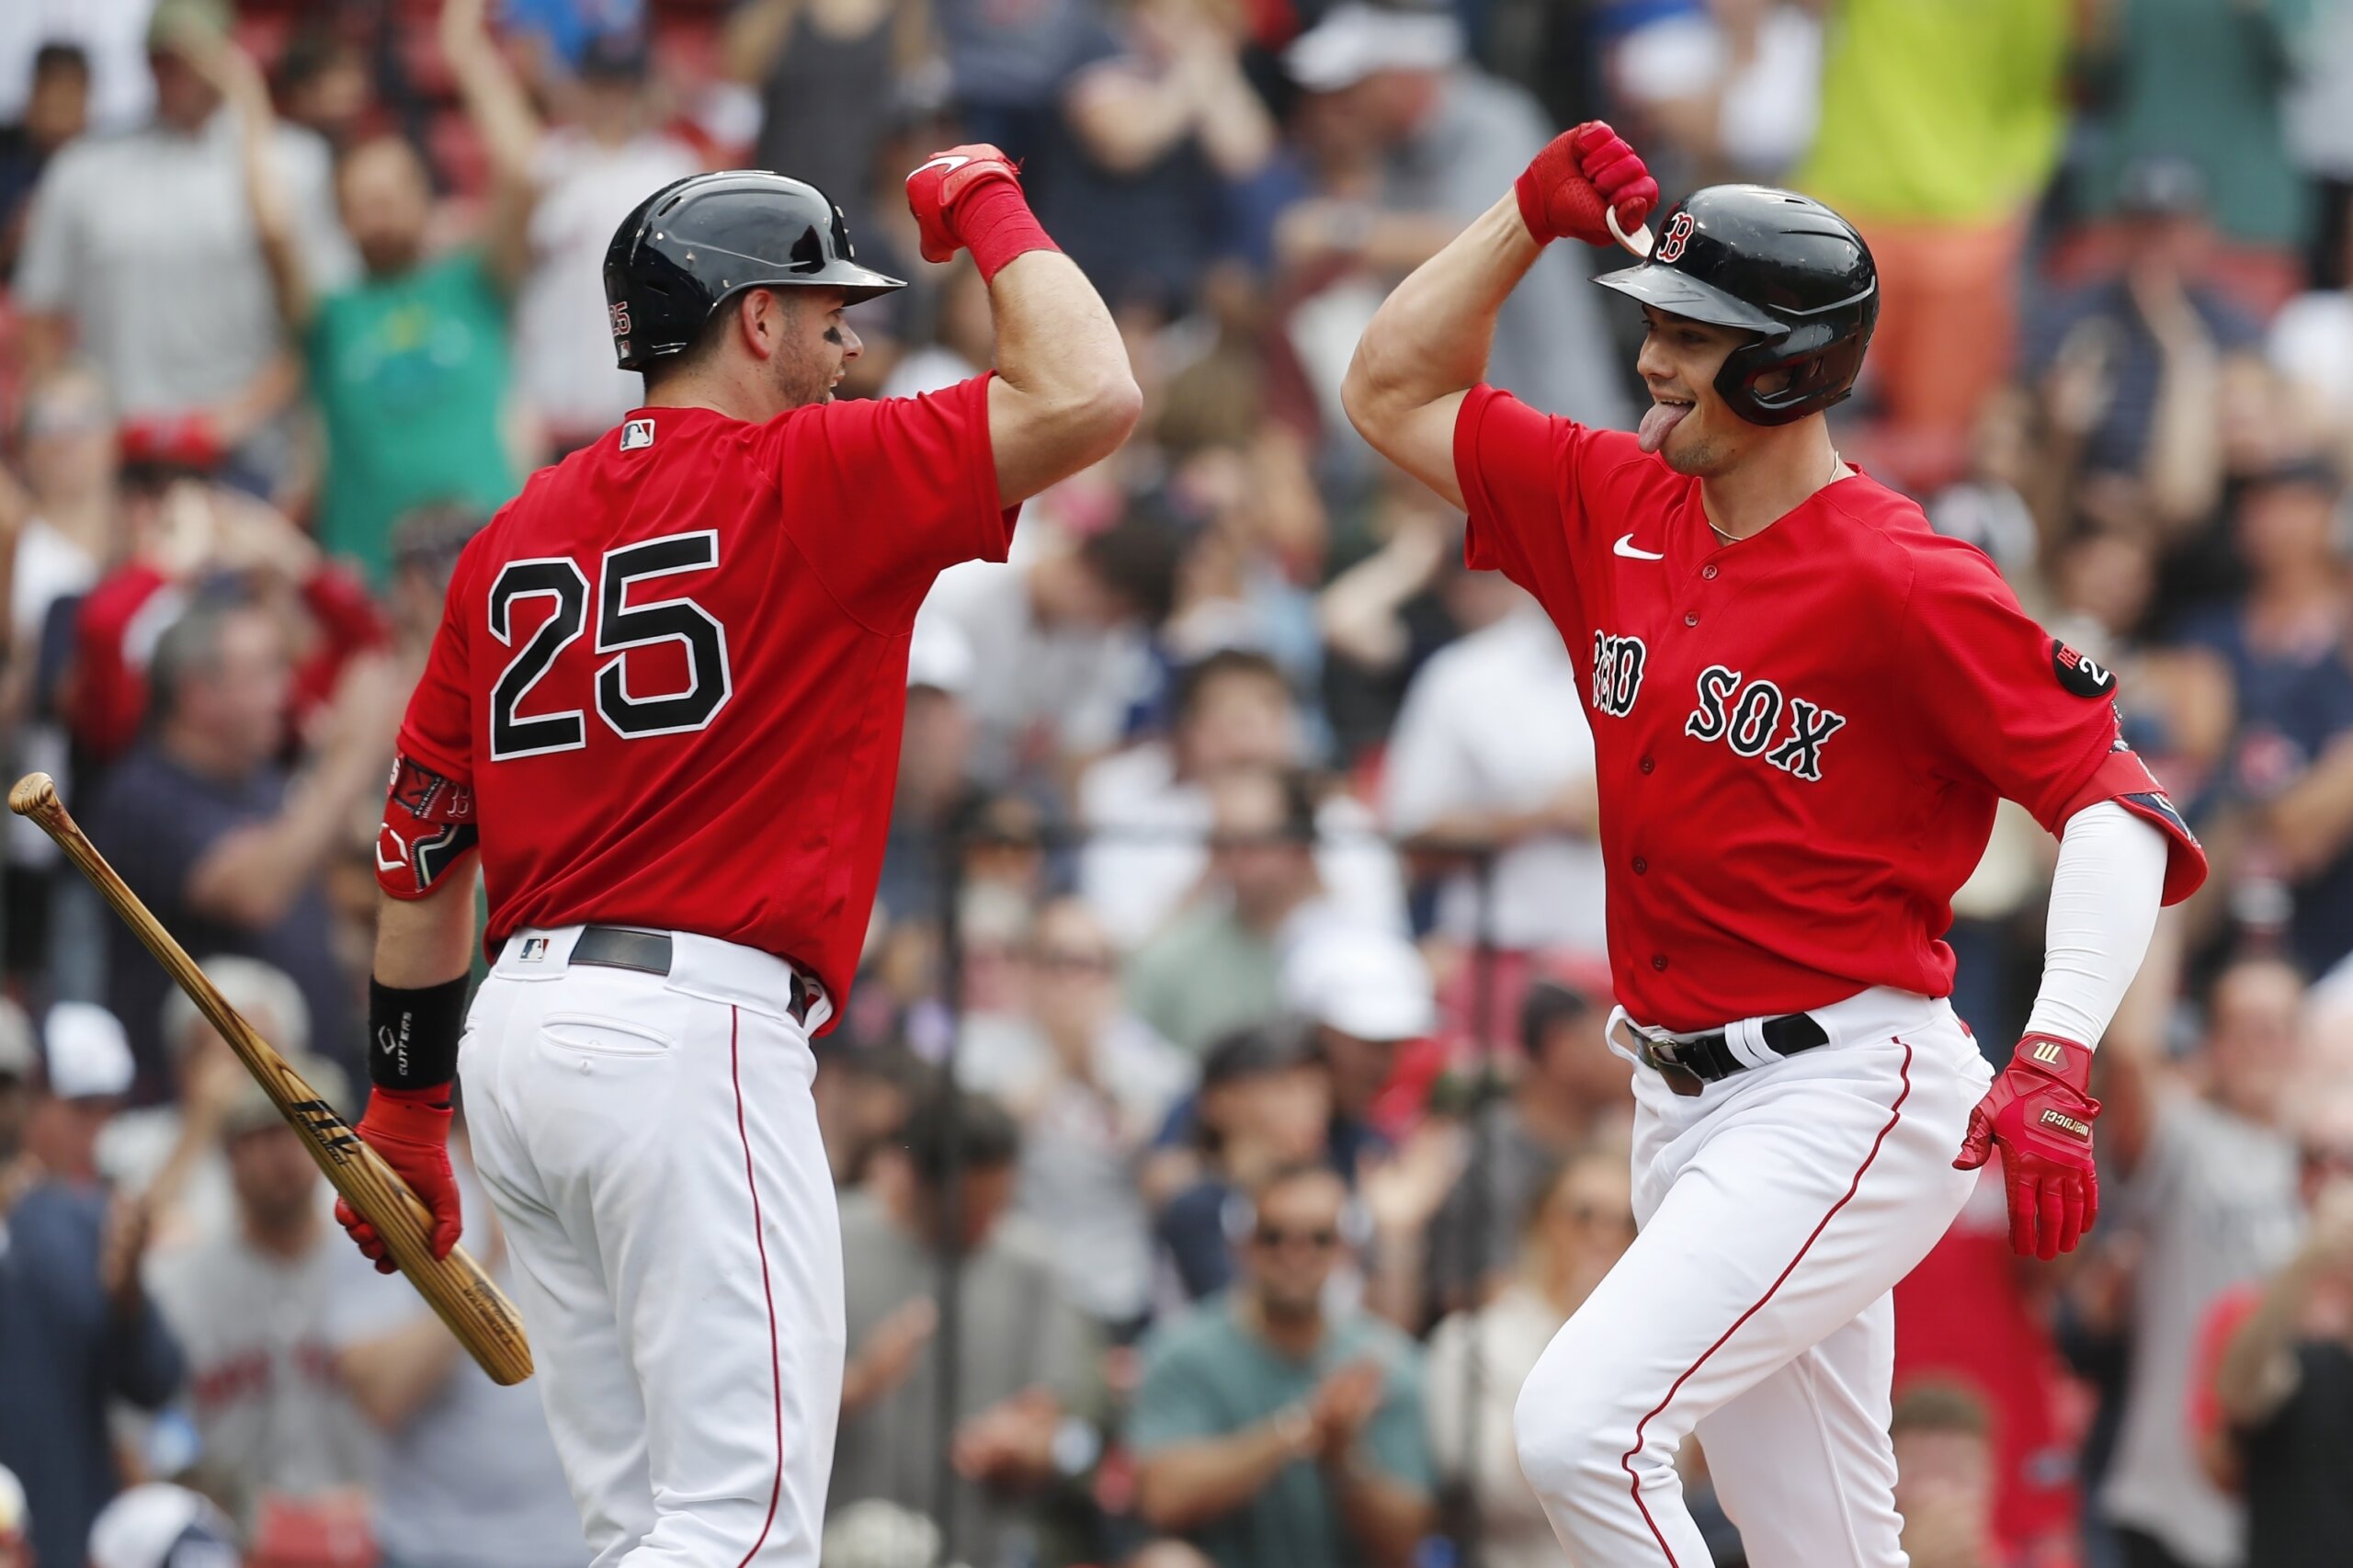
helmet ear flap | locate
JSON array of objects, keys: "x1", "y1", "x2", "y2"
[{"x1": 1713, "y1": 320, "x2": 1870, "y2": 426}]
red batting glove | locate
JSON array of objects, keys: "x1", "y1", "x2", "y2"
[
  {"x1": 1515, "y1": 120, "x2": 1659, "y2": 249},
  {"x1": 335, "y1": 1085, "x2": 460, "y2": 1275},
  {"x1": 1953, "y1": 1036, "x2": 2101, "y2": 1261},
  {"x1": 904, "y1": 143, "x2": 1025, "y2": 266}
]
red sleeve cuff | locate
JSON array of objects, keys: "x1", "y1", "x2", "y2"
[{"x1": 2061, "y1": 749, "x2": 2210, "y2": 906}]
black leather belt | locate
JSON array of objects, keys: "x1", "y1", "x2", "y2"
[
  {"x1": 1613, "y1": 1011, "x2": 1828, "y2": 1097},
  {"x1": 568, "y1": 926, "x2": 811, "y2": 1026}
]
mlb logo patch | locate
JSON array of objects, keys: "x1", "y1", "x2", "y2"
[
  {"x1": 620, "y1": 418, "x2": 655, "y2": 452},
  {"x1": 520, "y1": 937, "x2": 551, "y2": 962}
]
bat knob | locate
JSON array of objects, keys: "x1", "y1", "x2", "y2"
[
  {"x1": 1607, "y1": 207, "x2": 1654, "y2": 260},
  {"x1": 9, "y1": 774, "x2": 59, "y2": 819}
]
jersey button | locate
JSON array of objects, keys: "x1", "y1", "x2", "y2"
[
  {"x1": 1640, "y1": 756, "x2": 1655, "y2": 774},
  {"x1": 1702, "y1": 563, "x2": 1720, "y2": 580},
  {"x1": 1652, "y1": 954, "x2": 1669, "y2": 971},
  {"x1": 1684, "y1": 611, "x2": 1699, "y2": 627},
  {"x1": 1632, "y1": 857, "x2": 1648, "y2": 875}
]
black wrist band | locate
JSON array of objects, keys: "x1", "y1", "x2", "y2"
[{"x1": 369, "y1": 975, "x2": 471, "y2": 1093}]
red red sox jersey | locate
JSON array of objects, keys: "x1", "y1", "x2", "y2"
[
  {"x1": 378, "y1": 376, "x2": 1015, "y2": 1024},
  {"x1": 1454, "y1": 385, "x2": 2207, "y2": 1033}
]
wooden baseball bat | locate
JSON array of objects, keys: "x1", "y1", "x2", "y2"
[{"x1": 9, "y1": 772, "x2": 533, "y2": 1386}]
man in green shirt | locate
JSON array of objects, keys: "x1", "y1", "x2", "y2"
[
  {"x1": 1127, "y1": 767, "x2": 1332, "y2": 1055},
  {"x1": 213, "y1": 6, "x2": 534, "y2": 582},
  {"x1": 1131, "y1": 1163, "x2": 1436, "y2": 1568}
]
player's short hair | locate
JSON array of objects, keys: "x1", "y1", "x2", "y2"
[
  {"x1": 1076, "y1": 517, "x2": 1181, "y2": 627},
  {"x1": 897, "y1": 1088, "x2": 1020, "y2": 1187},
  {"x1": 1890, "y1": 1379, "x2": 1992, "y2": 1441},
  {"x1": 1171, "y1": 648, "x2": 1290, "y2": 727},
  {"x1": 642, "y1": 285, "x2": 804, "y2": 392}
]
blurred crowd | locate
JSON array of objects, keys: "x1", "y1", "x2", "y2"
[{"x1": 5, "y1": 0, "x2": 2353, "y2": 1567}]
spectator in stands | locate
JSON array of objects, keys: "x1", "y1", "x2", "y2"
[
  {"x1": 147, "y1": 1059, "x2": 375, "y2": 1534},
  {"x1": 1150, "y1": 1019, "x2": 1334, "y2": 1302},
  {"x1": 2268, "y1": 217, "x2": 2353, "y2": 460},
  {"x1": 2074, "y1": 0, "x2": 2311, "y2": 312},
  {"x1": 917, "y1": 518, "x2": 1179, "y2": 790},
  {"x1": 483, "y1": 7, "x2": 701, "y2": 457},
  {"x1": 1425, "y1": 1145, "x2": 1636, "y2": 1568},
  {"x1": 103, "y1": 957, "x2": 308, "y2": 1252},
  {"x1": 954, "y1": 896, "x2": 1194, "y2": 1337},
  {"x1": 932, "y1": 0, "x2": 1114, "y2": 165},
  {"x1": 1382, "y1": 570, "x2": 1603, "y2": 963},
  {"x1": 0, "y1": 42, "x2": 89, "y2": 276},
  {"x1": 13, "y1": 0, "x2": 355, "y2": 494},
  {"x1": 2201, "y1": 1080, "x2": 2353, "y2": 1568},
  {"x1": 2023, "y1": 160, "x2": 2268, "y2": 541},
  {"x1": 1796, "y1": 0, "x2": 2068, "y2": 491},
  {"x1": 1424, "y1": 979, "x2": 1628, "y2": 1314},
  {"x1": 226, "y1": 6, "x2": 526, "y2": 587},
  {"x1": 831, "y1": 1092, "x2": 1101, "y2": 1568},
  {"x1": 5, "y1": 364, "x2": 115, "y2": 707},
  {"x1": 1282, "y1": 923, "x2": 1435, "y2": 1163},
  {"x1": 1889, "y1": 1381, "x2": 2004, "y2": 1568},
  {"x1": 1131, "y1": 1160, "x2": 1437, "y2": 1568},
  {"x1": 1279, "y1": 2, "x2": 1627, "y2": 433},
  {"x1": 1042, "y1": 0, "x2": 1279, "y2": 312},
  {"x1": 0, "y1": 996, "x2": 183, "y2": 1568},
  {"x1": 1080, "y1": 649, "x2": 1404, "y2": 949},
  {"x1": 85, "y1": 596, "x2": 394, "y2": 1088},
  {"x1": 1127, "y1": 767, "x2": 1346, "y2": 1055},
  {"x1": 2096, "y1": 951, "x2": 2311, "y2": 1568},
  {"x1": 726, "y1": 0, "x2": 936, "y2": 239},
  {"x1": 26, "y1": 1000, "x2": 132, "y2": 1187},
  {"x1": 0, "y1": 1462, "x2": 23, "y2": 1568},
  {"x1": 1609, "y1": 0, "x2": 1821, "y2": 187},
  {"x1": 2182, "y1": 459, "x2": 2353, "y2": 977},
  {"x1": 328, "y1": 1132, "x2": 583, "y2": 1568}
]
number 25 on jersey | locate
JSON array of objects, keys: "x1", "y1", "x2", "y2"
[{"x1": 487, "y1": 530, "x2": 734, "y2": 761}]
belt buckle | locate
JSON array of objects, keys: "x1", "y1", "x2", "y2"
[{"x1": 1615, "y1": 1018, "x2": 1707, "y2": 1097}]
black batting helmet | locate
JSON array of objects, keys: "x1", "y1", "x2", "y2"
[
  {"x1": 603, "y1": 170, "x2": 906, "y2": 371},
  {"x1": 1596, "y1": 185, "x2": 1877, "y2": 426}
]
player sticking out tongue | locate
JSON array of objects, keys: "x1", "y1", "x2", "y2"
[{"x1": 1638, "y1": 395, "x2": 1692, "y2": 454}]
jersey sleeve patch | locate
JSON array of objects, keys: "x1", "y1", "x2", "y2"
[
  {"x1": 2052, "y1": 639, "x2": 2119, "y2": 699},
  {"x1": 375, "y1": 755, "x2": 481, "y2": 900}
]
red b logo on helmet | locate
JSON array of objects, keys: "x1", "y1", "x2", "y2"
[{"x1": 1655, "y1": 211, "x2": 1697, "y2": 264}]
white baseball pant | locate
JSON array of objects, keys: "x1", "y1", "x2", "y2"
[
  {"x1": 460, "y1": 925, "x2": 845, "y2": 1568},
  {"x1": 1512, "y1": 986, "x2": 1992, "y2": 1567}
]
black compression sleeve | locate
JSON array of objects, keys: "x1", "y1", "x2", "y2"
[{"x1": 368, "y1": 975, "x2": 471, "y2": 1094}]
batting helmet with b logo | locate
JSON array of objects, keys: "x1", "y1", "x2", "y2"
[{"x1": 1595, "y1": 185, "x2": 1877, "y2": 427}]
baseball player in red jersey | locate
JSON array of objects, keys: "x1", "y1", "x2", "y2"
[
  {"x1": 335, "y1": 157, "x2": 1139, "y2": 1565},
  {"x1": 1345, "y1": 128, "x2": 2208, "y2": 1565}
]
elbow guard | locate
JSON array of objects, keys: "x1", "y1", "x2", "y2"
[{"x1": 374, "y1": 755, "x2": 480, "y2": 900}]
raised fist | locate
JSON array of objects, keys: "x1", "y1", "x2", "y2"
[
  {"x1": 904, "y1": 144, "x2": 1025, "y2": 266},
  {"x1": 1515, "y1": 120, "x2": 1659, "y2": 250}
]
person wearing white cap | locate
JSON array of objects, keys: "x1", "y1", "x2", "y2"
[
  {"x1": 29, "y1": 1001, "x2": 134, "y2": 1188},
  {"x1": 85, "y1": 1483, "x2": 238, "y2": 1568},
  {"x1": 1279, "y1": 2, "x2": 1628, "y2": 434}
]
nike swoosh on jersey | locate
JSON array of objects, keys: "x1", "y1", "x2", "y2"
[
  {"x1": 913, "y1": 154, "x2": 972, "y2": 178},
  {"x1": 1613, "y1": 533, "x2": 1665, "y2": 560}
]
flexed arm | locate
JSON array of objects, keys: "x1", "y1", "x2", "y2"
[{"x1": 1343, "y1": 122, "x2": 1656, "y2": 507}]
